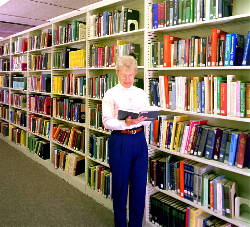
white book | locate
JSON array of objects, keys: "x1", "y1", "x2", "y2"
[
  {"x1": 231, "y1": 81, "x2": 237, "y2": 117},
  {"x1": 227, "y1": 75, "x2": 236, "y2": 116},
  {"x1": 180, "y1": 125, "x2": 190, "y2": 154},
  {"x1": 159, "y1": 76, "x2": 166, "y2": 108}
]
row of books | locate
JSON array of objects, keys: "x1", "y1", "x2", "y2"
[
  {"x1": 150, "y1": 30, "x2": 250, "y2": 68},
  {"x1": 0, "y1": 59, "x2": 10, "y2": 71},
  {"x1": 89, "y1": 7, "x2": 139, "y2": 37},
  {"x1": 28, "y1": 115, "x2": 50, "y2": 138},
  {"x1": 150, "y1": 192, "x2": 234, "y2": 227},
  {"x1": 89, "y1": 134, "x2": 109, "y2": 164},
  {"x1": 0, "y1": 75, "x2": 9, "y2": 88},
  {"x1": 28, "y1": 30, "x2": 52, "y2": 50},
  {"x1": 10, "y1": 109, "x2": 26, "y2": 127},
  {"x1": 29, "y1": 53, "x2": 51, "y2": 71},
  {"x1": 28, "y1": 74, "x2": 51, "y2": 93},
  {"x1": 90, "y1": 41, "x2": 140, "y2": 68},
  {"x1": 0, "y1": 90, "x2": 9, "y2": 104},
  {"x1": 52, "y1": 148, "x2": 85, "y2": 176},
  {"x1": 152, "y1": 0, "x2": 233, "y2": 29},
  {"x1": 53, "y1": 97, "x2": 85, "y2": 123},
  {"x1": 11, "y1": 75, "x2": 27, "y2": 90},
  {"x1": 88, "y1": 163, "x2": 111, "y2": 198},
  {"x1": 0, "y1": 120, "x2": 9, "y2": 136},
  {"x1": 150, "y1": 75, "x2": 250, "y2": 117},
  {"x1": 74, "y1": 75, "x2": 86, "y2": 96},
  {"x1": 53, "y1": 20, "x2": 86, "y2": 45},
  {"x1": 52, "y1": 124, "x2": 85, "y2": 152},
  {"x1": 0, "y1": 105, "x2": 9, "y2": 120},
  {"x1": 149, "y1": 115, "x2": 250, "y2": 168},
  {"x1": 11, "y1": 56, "x2": 27, "y2": 71},
  {"x1": 89, "y1": 103, "x2": 103, "y2": 130},
  {"x1": 27, "y1": 135, "x2": 50, "y2": 160},
  {"x1": 10, "y1": 93, "x2": 26, "y2": 109},
  {"x1": 28, "y1": 95, "x2": 52, "y2": 116},
  {"x1": 0, "y1": 43, "x2": 10, "y2": 56},
  {"x1": 9, "y1": 125, "x2": 26, "y2": 146},
  {"x1": 11, "y1": 37, "x2": 28, "y2": 54},
  {"x1": 149, "y1": 154, "x2": 237, "y2": 218},
  {"x1": 88, "y1": 74, "x2": 118, "y2": 99}
]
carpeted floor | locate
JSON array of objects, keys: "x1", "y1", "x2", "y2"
[{"x1": 0, "y1": 138, "x2": 114, "y2": 227}]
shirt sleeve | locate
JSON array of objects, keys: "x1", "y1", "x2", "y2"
[{"x1": 102, "y1": 91, "x2": 127, "y2": 130}]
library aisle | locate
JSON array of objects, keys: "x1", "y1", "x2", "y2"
[{"x1": 0, "y1": 139, "x2": 114, "y2": 227}]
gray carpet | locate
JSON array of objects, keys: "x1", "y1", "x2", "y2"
[{"x1": 0, "y1": 138, "x2": 114, "y2": 227}]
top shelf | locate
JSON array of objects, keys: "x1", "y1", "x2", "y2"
[{"x1": 149, "y1": 14, "x2": 250, "y2": 33}]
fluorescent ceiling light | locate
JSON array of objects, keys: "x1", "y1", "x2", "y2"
[{"x1": 0, "y1": 0, "x2": 10, "y2": 7}]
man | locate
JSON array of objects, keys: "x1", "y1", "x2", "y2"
[{"x1": 102, "y1": 56, "x2": 149, "y2": 227}]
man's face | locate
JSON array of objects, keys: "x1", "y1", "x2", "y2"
[{"x1": 117, "y1": 67, "x2": 136, "y2": 88}]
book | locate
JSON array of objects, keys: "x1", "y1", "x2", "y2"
[{"x1": 118, "y1": 107, "x2": 161, "y2": 121}]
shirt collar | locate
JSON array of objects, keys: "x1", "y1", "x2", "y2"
[{"x1": 117, "y1": 83, "x2": 134, "y2": 90}]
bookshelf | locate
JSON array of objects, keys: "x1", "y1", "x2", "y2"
[{"x1": 0, "y1": 0, "x2": 250, "y2": 226}]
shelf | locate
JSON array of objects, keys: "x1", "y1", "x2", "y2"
[
  {"x1": 27, "y1": 110, "x2": 51, "y2": 118},
  {"x1": 9, "y1": 88, "x2": 27, "y2": 93},
  {"x1": 88, "y1": 97, "x2": 102, "y2": 101},
  {"x1": 88, "y1": 66, "x2": 144, "y2": 70},
  {"x1": 9, "y1": 105, "x2": 27, "y2": 111},
  {"x1": 0, "y1": 117, "x2": 9, "y2": 122},
  {"x1": 149, "y1": 14, "x2": 250, "y2": 33},
  {"x1": 52, "y1": 39, "x2": 86, "y2": 48},
  {"x1": 52, "y1": 139, "x2": 85, "y2": 156},
  {"x1": 0, "y1": 54, "x2": 10, "y2": 58},
  {"x1": 28, "y1": 46, "x2": 52, "y2": 53},
  {"x1": 0, "y1": 71, "x2": 10, "y2": 73},
  {"x1": 88, "y1": 29, "x2": 144, "y2": 41},
  {"x1": 11, "y1": 51, "x2": 28, "y2": 56},
  {"x1": 89, "y1": 126, "x2": 111, "y2": 135},
  {"x1": 154, "y1": 186, "x2": 249, "y2": 227},
  {"x1": 10, "y1": 70, "x2": 28, "y2": 73},
  {"x1": 27, "y1": 91, "x2": 51, "y2": 96},
  {"x1": 52, "y1": 68, "x2": 87, "y2": 71},
  {"x1": 28, "y1": 131, "x2": 50, "y2": 141},
  {"x1": 0, "y1": 102, "x2": 9, "y2": 106},
  {"x1": 52, "y1": 93, "x2": 86, "y2": 99},
  {"x1": 28, "y1": 70, "x2": 51, "y2": 73},
  {"x1": 149, "y1": 145, "x2": 250, "y2": 177},
  {"x1": 160, "y1": 108, "x2": 250, "y2": 123},
  {"x1": 148, "y1": 66, "x2": 250, "y2": 71},
  {"x1": 87, "y1": 156, "x2": 109, "y2": 168},
  {"x1": 53, "y1": 116, "x2": 86, "y2": 127},
  {"x1": 10, "y1": 122, "x2": 27, "y2": 131},
  {"x1": 0, "y1": 87, "x2": 9, "y2": 90}
]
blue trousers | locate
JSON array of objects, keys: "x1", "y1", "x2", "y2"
[{"x1": 108, "y1": 128, "x2": 148, "y2": 227}]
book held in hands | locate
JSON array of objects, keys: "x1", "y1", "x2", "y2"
[{"x1": 118, "y1": 107, "x2": 161, "y2": 121}]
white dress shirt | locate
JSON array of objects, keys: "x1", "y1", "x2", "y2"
[{"x1": 102, "y1": 83, "x2": 150, "y2": 130}]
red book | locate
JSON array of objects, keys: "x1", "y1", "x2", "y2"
[
  {"x1": 179, "y1": 160, "x2": 185, "y2": 198},
  {"x1": 163, "y1": 35, "x2": 180, "y2": 67},
  {"x1": 220, "y1": 82, "x2": 227, "y2": 115},
  {"x1": 210, "y1": 180, "x2": 214, "y2": 210},
  {"x1": 153, "y1": 119, "x2": 159, "y2": 146},
  {"x1": 185, "y1": 207, "x2": 190, "y2": 227},
  {"x1": 164, "y1": 75, "x2": 169, "y2": 108},
  {"x1": 158, "y1": 2, "x2": 165, "y2": 28},
  {"x1": 211, "y1": 28, "x2": 226, "y2": 66},
  {"x1": 236, "y1": 132, "x2": 248, "y2": 168}
]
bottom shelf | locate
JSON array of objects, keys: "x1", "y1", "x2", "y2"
[{"x1": 146, "y1": 184, "x2": 249, "y2": 227}]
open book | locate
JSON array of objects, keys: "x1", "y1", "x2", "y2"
[{"x1": 118, "y1": 106, "x2": 161, "y2": 121}]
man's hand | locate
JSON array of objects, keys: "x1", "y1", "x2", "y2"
[{"x1": 125, "y1": 116, "x2": 147, "y2": 126}]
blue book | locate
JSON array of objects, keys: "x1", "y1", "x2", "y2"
[
  {"x1": 197, "y1": 81, "x2": 202, "y2": 113},
  {"x1": 152, "y1": 3, "x2": 158, "y2": 29},
  {"x1": 229, "y1": 33, "x2": 237, "y2": 66},
  {"x1": 205, "y1": 128, "x2": 216, "y2": 160},
  {"x1": 242, "y1": 31, "x2": 250, "y2": 66},
  {"x1": 228, "y1": 131, "x2": 239, "y2": 166},
  {"x1": 219, "y1": 129, "x2": 233, "y2": 162},
  {"x1": 235, "y1": 34, "x2": 245, "y2": 66},
  {"x1": 213, "y1": 175, "x2": 225, "y2": 212},
  {"x1": 224, "y1": 34, "x2": 232, "y2": 66}
]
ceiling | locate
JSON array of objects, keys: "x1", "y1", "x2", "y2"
[{"x1": 0, "y1": 0, "x2": 99, "y2": 38}]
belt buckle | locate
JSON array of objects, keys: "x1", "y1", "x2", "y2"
[{"x1": 131, "y1": 129, "x2": 136, "y2": 134}]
